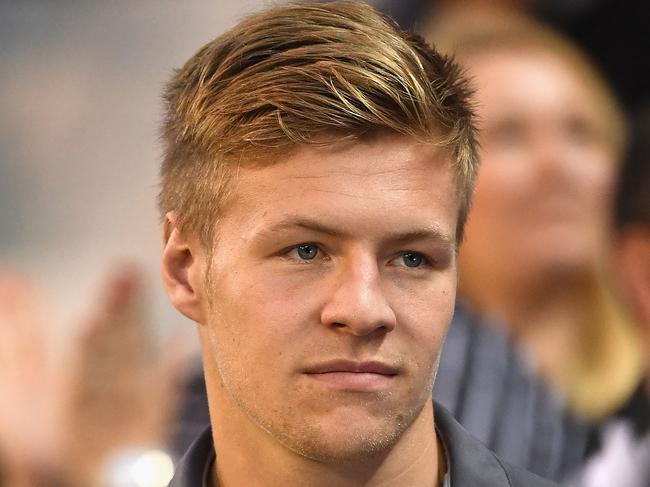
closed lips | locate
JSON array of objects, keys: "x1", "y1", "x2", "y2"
[{"x1": 304, "y1": 360, "x2": 399, "y2": 375}]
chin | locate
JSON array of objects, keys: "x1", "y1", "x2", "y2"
[
  {"x1": 268, "y1": 402, "x2": 424, "y2": 463},
  {"x1": 284, "y1": 417, "x2": 408, "y2": 463}
]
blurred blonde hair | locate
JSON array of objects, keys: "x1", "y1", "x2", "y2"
[{"x1": 159, "y1": 1, "x2": 478, "y2": 247}]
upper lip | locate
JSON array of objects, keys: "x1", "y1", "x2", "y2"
[{"x1": 304, "y1": 359, "x2": 399, "y2": 376}]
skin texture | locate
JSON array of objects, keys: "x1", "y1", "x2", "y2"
[
  {"x1": 162, "y1": 135, "x2": 458, "y2": 486},
  {"x1": 459, "y1": 48, "x2": 617, "y2": 313}
]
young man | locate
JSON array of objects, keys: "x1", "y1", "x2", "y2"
[{"x1": 159, "y1": 2, "x2": 555, "y2": 486}]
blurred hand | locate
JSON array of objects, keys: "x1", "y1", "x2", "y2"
[
  {"x1": 0, "y1": 276, "x2": 65, "y2": 486},
  {"x1": 0, "y1": 267, "x2": 191, "y2": 487}
]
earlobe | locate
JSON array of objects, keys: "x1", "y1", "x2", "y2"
[{"x1": 161, "y1": 213, "x2": 205, "y2": 323}]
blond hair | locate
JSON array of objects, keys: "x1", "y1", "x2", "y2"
[{"x1": 159, "y1": 1, "x2": 478, "y2": 246}]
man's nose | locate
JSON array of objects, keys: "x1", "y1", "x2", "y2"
[{"x1": 320, "y1": 256, "x2": 397, "y2": 337}]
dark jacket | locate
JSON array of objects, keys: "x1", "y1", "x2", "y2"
[{"x1": 168, "y1": 403, "x2": 557, "y2": 487}]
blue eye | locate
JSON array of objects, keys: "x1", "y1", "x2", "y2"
[
  {"x1": 401, "y1": 252, "x2": 423, "y2": 267},
  {"x1": 296, "y1": 244, "x2": 318, "y2": 260}
]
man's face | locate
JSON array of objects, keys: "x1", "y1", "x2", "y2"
[{"x1": 198, "y1": 135, "x2": 459, "y2": 461}]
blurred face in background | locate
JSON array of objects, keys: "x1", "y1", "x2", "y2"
[{"x1": 459, "y1": 47, "x2": 618, "y2": 291}]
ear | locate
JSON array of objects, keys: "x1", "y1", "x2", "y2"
[
  {"x1": 161, "y1": 212, "x2": 205, "y2": 324},
  {"x1": 616, "y1": 226, "x2": 650, "y2": 328}
]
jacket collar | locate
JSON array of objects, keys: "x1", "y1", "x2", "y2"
[
  {"x1": 434, "y1": 404, "x2": 511, "y2": 486},
  {"x1": 169, "y1": 426, "x2": 213, "y2": 487}
]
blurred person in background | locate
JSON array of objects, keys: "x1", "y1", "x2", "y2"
[
  {"x1": 421, "y1": 11, "x2": 642, "y2": 423},
  {"x1": 575, "y1": 104, "x2": 650, "y2": 487}
]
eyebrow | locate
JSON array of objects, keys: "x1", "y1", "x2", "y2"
[{"x1": 263, "y1": 217, "x2": 454, "y2": 244}]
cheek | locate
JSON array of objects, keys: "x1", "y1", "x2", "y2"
[
  {"x1": 205, "y1": 274, "x2": 278, "y2": 369},
  {"x1": 247, "y1": 269, "x2": 325, "y2": 340},
  {"x1": 209, "y1": 271, "x2": 321, "y2": 368},
  {"x1": 580, "y1": 155, "x2": 616, "y2": 201},
  {"x1": 393, "y1": 275, "x2": 456, "y2": 346},
  {"x1": 568, "y1": 149, "x2": 617, "y2": 219},
  {"x1": 398, "y1": 303, "x2": 452, "y2": 387}
]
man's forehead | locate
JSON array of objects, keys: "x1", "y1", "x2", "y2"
[
  {"x1": 209, "y1": 135, "x2": 461, "y2": 245},
  {"x1": 234, "y1": 134, "x2": 455, "y2": 178}
]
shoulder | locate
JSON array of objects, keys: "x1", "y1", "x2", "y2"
[{"x1": 434, "y1": 402, "x2": 558, "y2": 487}]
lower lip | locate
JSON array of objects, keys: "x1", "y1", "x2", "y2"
[{"x1": 305, "y1": 372, "x2": 396, "y2": 391}]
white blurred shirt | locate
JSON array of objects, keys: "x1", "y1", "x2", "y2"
[{"x1": 574, "y1": 420, "x2": 650, "y2": 487}]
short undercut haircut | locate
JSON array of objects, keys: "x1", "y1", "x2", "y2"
[{"x1": 159, "y1": 0, "x2": 478, "y2": 246}]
